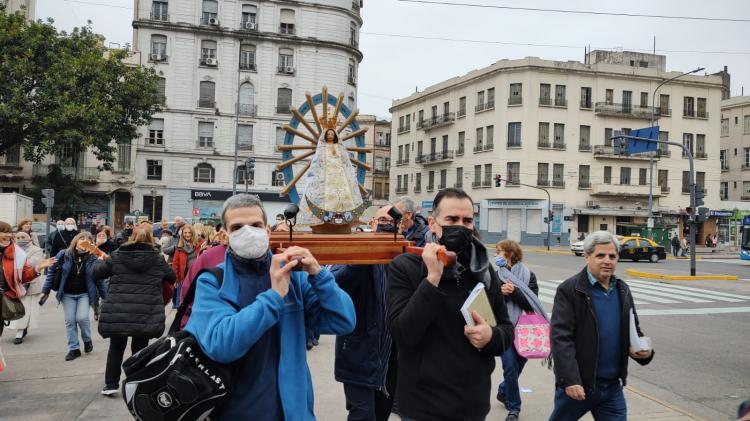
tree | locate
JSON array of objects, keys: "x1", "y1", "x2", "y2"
[
  {"x1": 0, "y1": 8, "x2": 163, "y2": 168},
  {"x1": 27, "y1": 165, "x2": 84, "y2": 218}
]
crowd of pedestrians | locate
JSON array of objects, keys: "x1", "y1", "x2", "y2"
[{"x1": 0, "y1": 189, "x2": 668, "y2": 420}]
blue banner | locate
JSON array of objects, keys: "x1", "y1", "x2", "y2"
[{"x1": 627, "y1": 126, "x2": 659, "y2": 154}]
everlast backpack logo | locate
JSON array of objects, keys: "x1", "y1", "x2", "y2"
[
  {"x1": 157, "y1": 392, "x2": 173, "y2": 408},
  {"x1": 186, "y1": 346, "x2": 226, "y2": 391}
]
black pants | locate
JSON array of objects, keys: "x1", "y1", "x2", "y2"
[
  {"x1": 105, "y1": 335, "x2": 149, "y2": 386},
  {"x1": 343, "y1": 383, "x2": 393, "y2": 421}
]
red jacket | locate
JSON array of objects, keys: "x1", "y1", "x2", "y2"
[
  {"x1": 2, "y1": 244, "x2": 37, "y2": 299},
  {"x1": 172, "y1": 247, "x2": 193, "y2": 284}
]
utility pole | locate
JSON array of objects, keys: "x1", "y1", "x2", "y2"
[
  {"x1": 232, "y1": 66, "x2": 243, "y2": 195},
  {"x1": 503, "y1": 180, "x2": 552, "y2": 251},
  {"x1": 647, "y1": 67, "x2": 704, "y2": 237}
]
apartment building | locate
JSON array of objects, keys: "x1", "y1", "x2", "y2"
[
  {"x1": 358, "y1": 115, "x2": 392, "y2": 206},
  {"x1": 131, "y1": 0, "x2": 363, "y2": 222},
  {"x1": 720, "y1": 96, "x2": 750, "y2": 201},
  {"x1": 1, "y1": 0, "x2": 36, "y2": 20},
  {"x1": 390, "y1": 51, "x2": 724, "y2": 245}
]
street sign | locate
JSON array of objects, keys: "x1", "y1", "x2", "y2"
[
  {"x1": 647, "y1": 218, "x2": 654, "y2": 229},
  {"x1": 41, "y1": 189, "x2": 55, "y2": 199},
  {"x1": 192, "y1": 208, "x2": 200, "y2": 216},
  {"x1": 627, "y1": 126, "x2": 659, "y2": 154}
]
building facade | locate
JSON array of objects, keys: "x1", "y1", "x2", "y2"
[
  {"x1": 1, "y1": 0, "x2": 36, "y2": 20},
  {"x1": 720, "y1": 96, "x2": 750, "y2": 202},
  {"x1": 389, "y1": 52, "x2": 724, "y2": 246},
  {"x1": 358, "y1": 114, "x2": 391, "y2": 206},
  {"x1": 131, "y1": 0, "x2": 363, "y2": 222}
]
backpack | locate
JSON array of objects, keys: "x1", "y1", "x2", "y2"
[{"x1": 120, "y1": 268, "x2": 235, "y2": 421}]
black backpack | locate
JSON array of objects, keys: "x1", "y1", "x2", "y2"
[{"x1": 120, "y1": 268, "x2": 235, "y2": 421}]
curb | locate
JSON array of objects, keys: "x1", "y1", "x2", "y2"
[
  {"x1": 666, "y1": 256, "x2": 703, "y2": 260},
  {"x1": 527, "y1": 249, "x2": 574, "y2": 255},
  {"x1": 624, "y1": 385, "x2": 705, "y2": 420},
  {"x1": 624, "y1": 268, "x2": 739, "y2": 281}
]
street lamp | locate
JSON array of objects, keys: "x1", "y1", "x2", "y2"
[{"x1": 646, "y1": 67, "x2": 705, "y2": 237}]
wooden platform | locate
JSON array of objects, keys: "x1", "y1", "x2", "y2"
[{"x1": 270, "y1": 232, "x2": 414, "y2": 265}]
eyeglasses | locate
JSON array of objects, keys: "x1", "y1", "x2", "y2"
[{"x1": 376, "y1": 217, "x2": 394, "y2": 224}]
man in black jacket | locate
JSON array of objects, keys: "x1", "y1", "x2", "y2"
[
  {"x1": 549, "y1": 230, "x2": 654, "y2": 420},
  {"x1": 393, "y1": 196, "x2": 430, "y2": 247},
  {"x1": 387, "y1": 188, "x2": 514, "y2": 421}
]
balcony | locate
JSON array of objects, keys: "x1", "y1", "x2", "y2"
[
  {"x1": 555, "y1": 98, "x2": 568, "y2": 107},
  {"x1": 591, "y1": 183, "x2": 658, "y2": 197},
  {"x1": 593, "y1": 145, "x2": 656, "y2": 160},
  {"x1": 418, "y1": 113, "x2": 455, "y2": 131},
  {"x1": 473, "y1": 144, "x2": 484, "y2": 153},
  {"x1": 237, "y1": 103, "x2": 257, "y2": 116},
  {"x1": 540, "y1": 97, "x2": 568, "y2": 108},
  {"x1": 373, "y1": 168, "x2": 389, "y2": 176},
  {"x1": 658, "y1": 107, "x2": 671, "y2": 116},
  {"x1": 456, "y1": 147, "x2": 465, "y2": 156},
  {"x1": 457, "y1": 108, "x2": 466, "y2": 118},
  {"x1": 661, "y1": 185, "x2": 670, "y2": 194},
  {"x1": 538, "y1": 140, "x2": 551, "y2": 149},
  {"x1": 395, "y1": 187, "x2": 408, "y2": 195},
  {"x1": 149, "y1": 11, "x2": 169, "y2": 21},
  {"x1": 552, "y1": 142, "x2": 566, "y2": 150},
  {"x1": 684, "y1": 109, "x2": 709, "y2": 119},
  {"x1": 742, "y1": 195, "x2": 750, "y2": 201},
  {"x1": 508, "y1": 97, "x2": 522, "y2": 106},
  {"x1": 537, "y1": 179, "x2": 550, "y2": 187},
  {"x1": 594, "y1": 102, "x2": 658, "y2": 119},
  {"x1": 578, "y1": 180, "x2": 592, "y2": 189},
  {"x1": 240, "y1": 20, "x2": 258, "y2": 31},
  {"x1": 276, "y1": 106, "x2": 291, "y2": 114},
  {"x1": 454, "y1": 182, "x2": 463, "y2": 188},
  {"x1": 475, "y1": 101, "x2": 495, "y2": 113},
  {"x1": 438, "y1": 183, "x2": 446, "y2": 190},
  {"x1": 552, "y1": 179, "x2": 565, "y2": 188},
  {"x1": 279, "y1": 26, "x2": 296, "y2": 35},
  {"x1": 742, "y1": 163, "x2": 750, "y2": 170},
  {"x1": 239, "y1": 63, "x2": 257, "y2": 71},
  {"x1": 238, "y1": 142, "x2": 253, "y2": 151},
  {"x1": 695, "y1": 151, "x2": 708, "y2": 159},
  {"x1": 277, "y1": 66, "x2": 295, "y2": 75},
  {"x1": 579, "y1": 143, "x2": 592, "y2": 152},
  {"x1": 416, "y1": 150, "x2": 455, "y2": 165},
  {"x1": 426, "y1": 185, "x2": 435, "y2": 193},
  {"x1": 657, "y1": 149, "x2": 671, "y2": 158},
  {"x1": 397, "y1": 125, "x2": 410, "y2": 134},
  {"x1": 414, "y1": 186, "x2": 422, "y2": 194},
  {"x1": 32, "y1": 165, "x2": 100, "y2": 182},
  {"x1": 396, "y1": 158, "x2": 409, "y2": 166},
  {"x1": 539, "y1": 97, "x2": 552, "y2": 106},
  {"x1": 197, "y1": 99, "x2": 215, "y2": 109},
  {"x1": 483, "y1": 143, "x2": 494, "y2": 151}
]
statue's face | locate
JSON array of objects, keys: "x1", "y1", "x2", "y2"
[{"x1": 326, "y1": 130, "x2": 335, "y2": 142}]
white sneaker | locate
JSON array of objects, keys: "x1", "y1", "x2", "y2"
[{"x1": 101, "y1": 385, "x2": 118, "y2": 396}]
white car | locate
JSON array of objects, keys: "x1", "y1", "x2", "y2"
[{"x1": 571, "y1": 240, "x2": 584, "y2": 256}]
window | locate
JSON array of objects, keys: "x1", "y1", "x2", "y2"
[
  {"x1": 681, "y1": 171, "x2": 690, "y2": 193},
  {"x1": 622, "y1": 90, "x2": 632, "y2": 112},
  {"x1": 198, "y1": 81, "x2": 215, "y2": 108},
  {"x1": 155, "y1": 77, "x2": 166, "y2": 104},
  {"x1": 553, "y1": 164, "x2": 564, "y2": 186},
  {"x1": 458, "y1": 96, "x2": 466, "y2": 117},
  {"x1": 538, "y1": 122, "x2": 549, "y2": 146},
  {"x1": 278, "y1": 48, "x2": 294, "y2": 71},
  {"x1": 347, "y1": 95, "x2": 355, "y2": 110},
  {"x1": 720, "y1": 149, "x2": 728, "y2": 170},
  {"x1": 350, "y1": 22, "x2": 357, "y2": 46},
  {"x1": 441, "y1": 135, "x2": 448, "y2": 152},
  {"x1": 658, "y1": 131, "x2": 669, "y2": 154},
  {"x1": 604, "y1": 166, "x2": 612, "y2": 184},
  {"x1": 375, "y1": 157, "x2": 384, "y2": 171},
  {"x1": 150, "y1": 35, "x2": 167, "y2": 59},
  {"x1": 682, "y1": 133, "x2": 693, "y2": 157},
  {"x1": 417, "y1": 141, "x2": 423, "y2": 157},
  {"x1": 473, "y1": 165, "x2": 481, "y2": 184},
  {"x1": 200, "y1": 40, "x2": 217, "y2": 59},
  {"x1": 348, "y1": 59, "x2": 356, "y2": 84},
  {"x1": 540, "y1": 83, "x2": 551, "y2": 105},
  {"x1": 147, "y1": 160, "x2": 162, "y2": 180},
  {"x1": 201, "y1": 0, "x2": 218, "y2": 24},
  {"x1": 427, "y1": 171, "x2": 434, "y2": 191},
  {"x1": 238, "y1": 124, "x2": 253, "y2": 150},
  {"x1": 537, "y1": 163, "x2": 549, "y2": 186},
  {"x1": 696, "y1": 172, "x2": 705, "y2": 191},
  {"x1": 198, "y1": 122, "x2": 214, "y2": 147},
  {"x1": 484, "y1": 164, "x2": 492, "y2": 184},
  {"x1": 744, "y1": 115, "x2": 750, "y2": 134},
  {"x1": 683, "y1": 96, "x2": 695, "y2": 117},
  {"x1": 458, "y1": 131, "x2": 465, "y2": 154},
  {"x1": 477, "y1": 91, "x2": 484, "y2": 107},
  {"x1": 431, "y1": 105, "x2": 437, "y2": 119},
  {"x1": 509, "y1": 83, "x2": 522, "y2": 105},
  {"x1": 277, "y1": 88, "x2": 292, "y2": 113},
  {"x1": 639, "y1": 168, "x2": 647, "y2": 185},
  {"x1": 486, "y1": 125, "x2": 494, "y2": 146},
  {"x1": 578, "y1": 165, "x2": 590, "y2": 188},
  {"x1": 241, "y1": 4, "x2": 257, "y2": 25},
  {"x1": 659, "y1": 94, "x2": 670, "y2": 115},
  {"x1": 117, "y1": 140, "x2": 131, "y2": 172},
  {"x1": 238, "y1": 82, "x2": 255, "y2": 115},
  {"x1": 397, "y1": 175, "x2": 402, "y2": 190},
  {"x1": 475, "y1": 128, "x2": 483, "y2": 148},
  {"x1": 58, "y1": 142, "x2": 80, "y2": 167},
  {"x1": 555, "y1": 85, "x2": 566, "y2": 106},
  {"x1": 658, "y1": 170, "x2": 668, "y2": 190},
  {"x1": 397, "y1": 145, "x2": 403, "y2": 161},
  {"x1": 415, "y1": 173, "x2": 422, "y2": 190},
  {"x1": 429, "y1": 137, "x2": 436, "y2": 154},
  {"x1": 279, "y1": 9, "x2": 295, "y2": 34},
  {"x1": 720, "y1": 182, "x2": 728, "y2": 200},
  {"x1": 508, "y1": 122, "x2": 521, "y2": 147},
  {"x1": 580, "y1": 87, "x2": 592, "y2": 108},
  {"x1": 640, "y1": 92, "x2": 648, "y2": 108},
  {"x1": 440, "y1": 169, "x2": 446, "y2": 188},
  {"x1": 276, "y1": 126, "x2": 286, "y2": 148},
  {"x1": 721, "y1": 118, "x2": 729, "y2": 137},
  {"x1": 443, "y1": 101, "x2": 450, "y2": 115},
  {"x1": 151, "y1": 1, "x2": 168, "y2": 20},
  {"x1": 2, "y1": 144, "x2": 20, "y2": 166},
  {"x1": 193, "y1": 163, "x2": 216, "y2": 183},
  {"x1": 487, "y1": 88, "x2": 495, "y2": 107},
  {"x1": 745, "y1": 147, "x2": 750, "y2": 168},
  {"x1": 272, "y1": 170, "x2": 285, "y2": 186},
  {"x1": 696, "y1": 134, "x2": 705, "y2": 157},
  {"x1": 553, "y1": 123, "x2": 565, "y2": 147},
  {"x1": 604, "y1": 128, "x2": 613, "y2": 147},
  {"x1": 579, "y1": 125, "x2": 590, "y2": 148},
  {"x1": 507, "y1": 162, "x2": 519, "y2": 184},
  {"x1": 456, "y1": 167, "x2": 463, "y2": 188},
  {"x1": 605, "y1": 89, "x2": 613, "y2": 105},
  {"x1": 148, "y1": 119, "x2": 164, "y2": 145},
  {"x1": 620, "y1": 167, "x2": 631, "y2": 185},
  {"x1": 237, "y1": 164, "x2": 254, "y2": 185},
  {"x1": 697, "y1": 98, "x2": 707, "y2": 118},
  {"x1": 239, "y1": 44, "x2": 256, "y2": 70}
]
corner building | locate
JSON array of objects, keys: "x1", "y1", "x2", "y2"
[{"x1": 390, "y1": 51, "x2": 724, "y2": 246}]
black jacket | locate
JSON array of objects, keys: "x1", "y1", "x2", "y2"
[
  {"x1": 550, "y1": 268, "x2": 654, "y2": 392},
  {"x1": 404, "y1": 214, "x2": 430, "y2": 247},
  {"x1": 387, "y1": 240, "x2": 514, "y2": 421},
  {"x1": 331, "y1": 264, "x2": 390, "y2": 388},
  {"x1": 93, "y1": 242, "x2": 175, "y2": 339},
  {"x1": 49, "y1": 229, "x2": 78, "y2": 257}
]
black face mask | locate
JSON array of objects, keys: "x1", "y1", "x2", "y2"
[
  {"x1": 438, "y1": 224, "x2": 473, "y2": 253},
  {"x1": 376, "y1": 224, "x2": 396, "y2": 233},
  {"x1": 124, "y1": 229, "x2": 133, "y2": 236}
]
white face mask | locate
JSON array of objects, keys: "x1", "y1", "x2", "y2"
[
  {"x1": 57, "y1": 224, "x2": 65, "y2": 230},
  {"x1": 228, "y1": 225, "x2": 269, "y2": 260},
  {"x1": 65, "y1": 224, "x2": 76, "y2": 231}
]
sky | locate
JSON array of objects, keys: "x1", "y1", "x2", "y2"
[{"x1": 38, "y1": 0, "x2": 750, "y2": 120}]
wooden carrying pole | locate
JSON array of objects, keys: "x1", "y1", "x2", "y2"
[{"x1": 276, "y1": 150, "x2": 315, "y2": 171}]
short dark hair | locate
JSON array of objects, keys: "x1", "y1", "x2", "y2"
[
  {"x1": 432, "y1": 188, "x2": 473, "y2": 217},
  {"x1": 276, "y1": 214, "x2": 285, "y2": 220}
]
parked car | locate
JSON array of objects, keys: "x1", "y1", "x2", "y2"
[
  {"x1": 619, "y1": 236, "x2": 666, "y2": 263},
  {"x1": 571, "y1": 240, "x2": 585, "y2": 256}
]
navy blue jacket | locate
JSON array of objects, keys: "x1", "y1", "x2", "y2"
[
  {"x1": 43, "y1": 249, "x2": 107, "y2": 305},
  {"x1": 403, "y1": 215, "x2": 430, "y2": 247},
  {"x1": 331, "y1": 264, "x2": 390, "y2": 388}
]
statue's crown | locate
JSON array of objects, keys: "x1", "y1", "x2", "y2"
[{"x1": 321, "y1": 112, "x2": 339, "y2": 131}]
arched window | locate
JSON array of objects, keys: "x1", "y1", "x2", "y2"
[
  {"x1": 279, "y1": 9, "x2": 295, "y2": 34},
  {"x1": 150, "y1": 34, "x2": 167, "y2": 60},
  {"x1": 239, "y1": 43, "x2": 256, "y2": 70},
  {"x1": 194, "y1": 163, "x2": 215, "y2": 183},
  {"x1": 241, "y1": 4, "x2": 257, "y2": 26},
  {"x1": 238, "y1": 83, "x2": 255, "y2": 115}
]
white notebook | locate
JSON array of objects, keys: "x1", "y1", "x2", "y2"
[{"x1": 461, "y1": 283, "x2": 497, "y2": 327}]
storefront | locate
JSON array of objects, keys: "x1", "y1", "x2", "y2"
[
  {"x1": 479, "y1": 199, "x2": 568, "y2": 246},
  {"x1": 74, "y1": 192, "x2": 110, "y2": 233},
  {"x1": 190, "y1": 189, "x2": 291, "y2": 225},
  {"x1": 711, "y1": 210, "x2": 735, "y2": 245}
]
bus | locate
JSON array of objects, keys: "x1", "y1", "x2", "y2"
[{"x1": 741, "y1": 216, "x2": 750, "y2": 261}]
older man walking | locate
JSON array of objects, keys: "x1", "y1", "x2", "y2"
[{"x1": 549, "y1": 231, "x2": 654, "y2": 420}]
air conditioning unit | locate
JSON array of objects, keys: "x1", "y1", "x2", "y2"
[
  {"x1": 586, "y1": 200, "x2": 596, "y2": 209},
  {"x1": 208, "y1": 18, "x2": 219, "y2": 25},
  {"x1": 275, "y1": 172, "x2": 285, "y2": 181},
  {"x1": 204, "y1": 58, "x2": 218, "y2": 66},
  {"x1": 244, "y1": 21, "x2": 257, "y2": 30},
  {"x1": 284, "y1": 66, "x2": 295, "y2": 74},
  {"x1": 149, "y1": 53, "x2": 164, "y2": 61}
]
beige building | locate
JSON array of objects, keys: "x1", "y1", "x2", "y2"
[
  {"x1": 389, "y1": 51, "x2": 724, "y2": 246},
  {"x1": 358, "y1": 115, "x2": 392, "y2": 206},
  {"x1": 1, "y1": 0, "x2": 36, "y2": 20},
  {"x1": 720, "y1": 96, "x2": 750, "y2": 201}
]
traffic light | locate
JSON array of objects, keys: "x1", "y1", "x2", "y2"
[
  {"x1": 494, "y1": 173, "x2": 502, "y2": 187},
  {"x1": 41, "y1": 189, "x2": 54, "y2": 209},
  {"x1": 696, "y1": 207, "x2": 709, "y2": 223},
  {"x1": 693, "y1": 184, "x2": 705, "y2": 207},
  {"x1": 245, "y1": 157, "x2": 255, "y2": 173}
]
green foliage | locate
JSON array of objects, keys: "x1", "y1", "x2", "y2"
[
  {"x1": 27, "y1": 165, "x2": 84, "y2": 217},
  {"x1": 0, "y1": 9, "x2": 162, "y2": 168}
]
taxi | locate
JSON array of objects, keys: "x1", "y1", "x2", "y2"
[{"x1": 619, "y1": 236, "x2": 667, "y2": 263}]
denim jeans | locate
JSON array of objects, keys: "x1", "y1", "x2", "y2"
[
  {"x1": 62, "y1": 293, "x2": 92, "y2": 351},
  {"x1": 548, "y1": 380, "x2": 627, "y2": 421},
  {"x1": 172, "y1": 281, "x2": 181, "y2": 308},
  {"x1": 343, "y1": 383, "x2": 393, "y2": 421},
  {"x1": 498, "y1": 345, "x2": 528, "y2": 414}
]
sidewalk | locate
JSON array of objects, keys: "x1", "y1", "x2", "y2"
[{"x1": 0, "y1": 302, "x2": 704, "y2": 420}]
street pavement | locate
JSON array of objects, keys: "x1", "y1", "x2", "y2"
[{"x1": 1, "y1": 249, "x2": 747, "y2": 419}]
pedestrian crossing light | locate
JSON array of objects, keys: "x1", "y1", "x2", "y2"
[
  {"x1": 245, "y1": 157, "x2": 256, "y2": 173},
  {"x1": 494, "y1": 173, "x2": 502, "y2": 187},
  {"x1": 693, "y1": 185, "x2": 705, "y2": 207}
]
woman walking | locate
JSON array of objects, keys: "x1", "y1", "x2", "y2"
[
  {"x1": 9, "y1": 231, "x2": 46, "y2": 344},
  {"x1": 16, "y1": 218, "x2": 40, "y2": 247},
  {"x1": 171, "y1": 224, "x2": 197, "y2": 308},
  {"x1": 93, "y1": 224, "x2": 175, "y2": 395},
  {"x1": 41, "y1": 232, "x2": 108, "y2": 361},
  {"x1": 494, "y1": 240, "x2": 544, "y2": 421}
]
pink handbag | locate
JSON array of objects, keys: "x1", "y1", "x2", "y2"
[{"x1": 513, "y1": 312, "x2": 551, "y2": 359}]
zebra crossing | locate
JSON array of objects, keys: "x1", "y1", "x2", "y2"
[{"x1": 537, "y1": 279, "x2": 750, "y2": 316}]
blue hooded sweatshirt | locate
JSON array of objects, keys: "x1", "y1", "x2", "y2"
[{"x1": 185, "y1": 250, "x2": 356, "y2": 420}]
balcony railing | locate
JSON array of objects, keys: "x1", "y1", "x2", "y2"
[
  {"x1": 373, "y1": 168, "x2": 389, "y2": 176},
  {"x1": 396, "y1": 158, "x2": 409, "y2": 166},
  {"x1": 580, "y1": 99, "x2": 593, "y2": 109},
  {"x1": 591, "y1": 183, "x2": 654, "y2": 197},
  {"x1": 457, "y1": 108, "x2": 466, "y2": 118},
  {"x1": 32, "y1": 165, "x2": 100, "y2": 181},
  {"x1": 397, "y1": 125, "x2": 411, "y2": 134},
  {"x1": 483, "y1": 143, "x2": 494, "y2": 151},
  {"x1": 395, "y1": 187, "x2": 408, "y2": 195},
  {"x1": 277, "y1": 66, "x2": 295, "y2": 75},
  {"x1": 238, "y1": 142, "x2": 253, "y2": 151},
  {"x1": 471, "y1": 180, "x2": 492, "y2": 188},
  {"x1": 537, "y1": 178, "x2": 550, "y2": 187},
  {"x1": 660, "y1": 185, "x2": 670, "y2": 193},
  {"x1": 552, "y1": 179, "x2": 565, "y2": 188},
  {"x1": 579, "y1": 143, "x2": 592, "y2": 152},
  {"x1": 657, "y1": 149, "x2": 671, "y2": 158},
  {"x1": 684, "y1": 109, "x2": 709, "y2": 119},
  {"x1": 538, "y1": 140, "x2": 551, "y2": 148},
  {"x1": 593, "y1": 145, "x2": 657, "y2": 160},
  {"x1": 454, "y1": 182, "x2": 463, "y2": 188},
  {"x1": 695, "y1": 151, "x2": 707, "y2": 159},
  {"x1": 578, "y1": 180, "x2": 592, "y2": 189},
  {"x1": 594, "y1": 102, "x2": 659, "y2": 119},
  {"x1": 417, "y1": 150, "x2": 455, "y2": 165},
  {"x1": 659, "y1": 107, "x2": 671, "y2": 116},
  {"x1": 456, "y1": 147, "x2": 465, "y2": 156},
  {"x1": 279, "y1": 26, "x2": 296, "y2": 35},
  {"x1": 237, "y1": 103, "x2": 257, "y2": 116},
  {"x1": 197, "y1": 99, "x2": 215, "y2": 108},
  {"x1": 438, "y1": 183, "x2": 446, "y2": 190},
  {"x1": 418, "y1": 113, "x2": 455, "y2": 130},
  {"x1": 473, "y1": 144, "x2": 484, "y2": 153},
  {"x1": 507, "y1": 141, "x2": 522, "y2": 149},
  {"x1": 475, "y1": 101, "x2": 495, "y2": 113},
  {"x1": 150, "y1": 11, "x2": 169, "y2": 21},
  {"x1": 426, "y1": 185, "x2": 435, "y2": 193},
  {"x1": 552, "y1": 142, "x2": 566, "y2": 150},
  {"x1": 697, "y1": 110, "x2": 708, "y2": 119},
  {"x1": 276, "y1": 106, "x2": 292, "y2": 114},
  {"x1": 742, "y1": 163, "x2": 750, "y2": 170},
  {"x1": 508, "y1": 96, "x2": 522, "y2": 106},
  {"x1": 539, "y1": 97, "x2": 552, "y2": 106},
  {"x1": 721, "y1": 163, "x2": 729, "y2": 171},
  {"x1": 239, "y1": 63, "x2": 257, "y2": 71},
  {"x1": 413, "y1": 186, "x2": 422, "y2": 193},
  {"x1": 555, "y1": 98, "x2": 568, "y2": 107}
]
